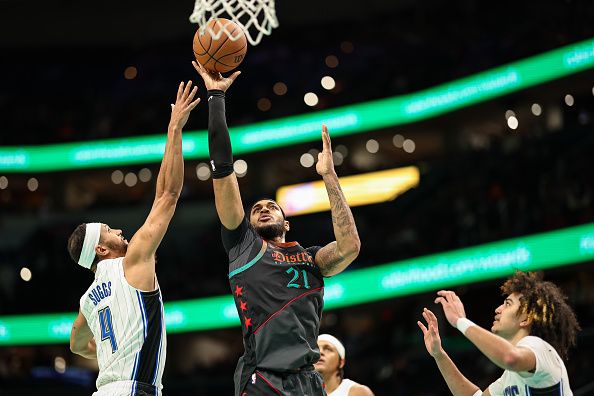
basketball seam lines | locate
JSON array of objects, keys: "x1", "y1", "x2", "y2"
[
  {"x1": 194, "y1": 24, "x2": 246, "y2": 72},
  {"x1": 215, "y1": 43, "x2": 247, "y2": 67},
  {"x1": 209, "y1": 26, "x2": 235, "y2": 72},
  {"x1": 195, "y1": 33, "x2": 215, "y2": 67}
]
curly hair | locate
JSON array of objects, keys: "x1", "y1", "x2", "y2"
[{"x1": 501, "y1": 271, "x2": 580, "y2": 359}]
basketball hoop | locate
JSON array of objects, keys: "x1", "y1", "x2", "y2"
[{"x1": 189, "y1": 0, "x2": 278, "y2": 46}]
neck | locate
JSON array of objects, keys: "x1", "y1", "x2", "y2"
[
  {"x1": 508, "y1": 328, "x2": 531, "y2": 345},
  {"x1": 268, "y1": 235, "x2": 286, "y2": 243},
  {"x1": 323, "y1": 372, "x2": 342, "y2": 394}
]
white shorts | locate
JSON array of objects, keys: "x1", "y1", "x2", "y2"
[{"x1": 93, "y1": 380, "x2": 162, "y2": 396}]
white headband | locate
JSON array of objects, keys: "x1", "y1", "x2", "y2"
[
  {"x1": 318, "y1": 334, "x2": 345, "y2": 360},
  {"x1": 78, "y1": 223, "x2": 101, "y2": 269}
]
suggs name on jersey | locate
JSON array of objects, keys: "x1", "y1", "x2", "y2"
[{"x1": 88, "y1": 282, "x2": 112, "y2": 306}]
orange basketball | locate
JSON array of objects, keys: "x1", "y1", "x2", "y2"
[{"x1": 193, "y1": 18, "x2": 248, "y2": 73}]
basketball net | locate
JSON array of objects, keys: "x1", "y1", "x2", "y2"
[{"x1": 189, "y1": 0, "x2": 278, "y2": 46}]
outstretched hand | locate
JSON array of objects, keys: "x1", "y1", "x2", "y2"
[
  {"x1": 417, "y1": 308, "x2": 444, "y2": 358},
  {"x1": 191, "y1": 61, "x2": 241, "y2": 92},
  {"x1": 169, "y1": 80, "x2": 201, "y2": 130},
  {"x1": 316, "y1": 125, "x2": 336, "y2": 177},
  {"x1": 435, "y1": 290, "x2": 467, "y2": 328}
]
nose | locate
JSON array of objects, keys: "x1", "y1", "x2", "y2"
[
  {"x1": 495, "y1": 304, "x2": 503, "y2": 314},
  {"x1": 115, "y1": 229, "x2": 123, "y2": 236}
]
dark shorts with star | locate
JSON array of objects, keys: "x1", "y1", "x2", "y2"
[
  {"x1": 222, "y1": 218, "x2": 326, "y2": 396},
  {"x1": 241, "y1": 368, "x2": 326, "y2": 396}
]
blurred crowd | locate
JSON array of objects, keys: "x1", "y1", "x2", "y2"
[{"x1": 1, "y1": 1, "x2": 593, "y2": 146}]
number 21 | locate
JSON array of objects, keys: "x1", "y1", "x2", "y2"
[{"x1": 286, "y1": 267, "x2": 310, "y2": 289}]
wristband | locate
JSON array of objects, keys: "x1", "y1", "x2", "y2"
[{"x1": 456, "y1": 317, "x2": 476, "y2": 335}]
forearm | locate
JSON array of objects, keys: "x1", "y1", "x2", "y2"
[
  {"x1": 433, "y1": 350, "x2": 481, "y2": 396},
  {"x1": 208, "y1": 90, "x2": 233, "y2": 178},
  {"x1": 70, "y1": 327, "x2": 96, "y2": 359},
  {"x1": 208, "y1": 90, "x2": 244, "y2": 228},
  {"x1": 464, "y1": 324, "x2": 519, "y2": 370},
  {"x1": 154, "y1": 125, "x2": 183, "y2": 199},
  {"x1": 323, "y1": 172, "x2": 360, "y2": 257},
  {"x1": 76, "y1": 340, "x2": 96, "y2": 359}
]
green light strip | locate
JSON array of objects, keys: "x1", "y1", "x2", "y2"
[
  {"x1": 1, "y1": 38, "x2": 594, "y2": 173},
  {"x1": 1, "y1": 223, "x2": 593, "y2": 345}
]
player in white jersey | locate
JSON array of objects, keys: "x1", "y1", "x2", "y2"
[
  {"x1": 418, "y1": 271, "x2": 580, "y2": 396},
  {"x1": 314, "y1": 334, "x2": 374, "y2": 396},
  {"x1": 67, "y1": 81, "x2": 201, "y2": 396}
]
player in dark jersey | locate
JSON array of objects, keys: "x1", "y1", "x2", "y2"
[{"x1": 192, "y1": 61, "x2": 361, "y2": 396}]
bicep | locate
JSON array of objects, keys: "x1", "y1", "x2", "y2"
[
  {"x1": 126, "y1": 195, "x2": 177, "y2": 265},
  {"x1": 507, "y1": 346, "x2": 537, "y2": 372},
  {"x1": 71, "y1": 311, "x2": 91, "y2": 344},
  {"x1": 315, "y1": 241, "x2": 349, "y2": 276},
  {"x1": 213, "y1": 174, "x2": 244, "y2": 230},
  {"x1": 349, "y1": 385, "x2": 374, "y2": 396}
]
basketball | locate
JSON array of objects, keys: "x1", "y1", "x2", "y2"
[{"x1": 193, "y1": 18, "x2": 248, "y2": 73}]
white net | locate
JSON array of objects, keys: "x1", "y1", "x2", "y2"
[{"x1": 189, "y1": 0, "x2": 278, "y2": 46}]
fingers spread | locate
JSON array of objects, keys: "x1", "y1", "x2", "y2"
[
  {"x1": 192, "y1": 61, "x2": 204, "y2": 74},
  {"x1": 426, "y1": 309, "x2": 438, "y2": 322},
  {"x1": 229, "y1": 70, "x2": 241, "y2": 82},
  {"x1": 177, "y1": 81, "x2": 185, "y2": 101},
  {"x1": 189, "y1": 97, "x2": 201, "y2": 110},
  {"x1": 182, "y1": 80, "x2": 193, "y2": 98},
  {"x1": 417, "y1": 321, "x2": 428, "y2": 335},
  {"x1": 185, "y1": 86, "x2": 198, "y2": 104}
]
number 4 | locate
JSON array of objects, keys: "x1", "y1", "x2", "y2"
[{"x1": 98, "y1": 306, "x2": 118, "y2": 353}]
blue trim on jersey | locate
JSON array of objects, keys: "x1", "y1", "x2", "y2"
[
  {"x1": 228, "y1": 240, "x2": 268, "y2": 279},
  {"x1": 131, "y1": 354, "x2": 139, "y2": 381},
  {"x1": 152, "y1": 294, "x2": 164, "y2": 386},
  {"x1": 136, "y1": 291, "x2": 148, "y2": 339}
]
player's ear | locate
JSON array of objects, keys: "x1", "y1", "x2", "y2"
[
  {"x1": 520, "y1": 313, "x2": 533, "y2": 328},
  {"x1": 339, "y1": 358, "x2": 345, "y2": 370},
  {"x1": 284, "y1": 220, "x2": 290, "y2": 232},
  {"x1": 95, "y1": 244, "x2": 109, "y2": 258}
]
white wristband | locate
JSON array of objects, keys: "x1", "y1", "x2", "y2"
[{"x1": 456, "y1": 317, "x2": 476, "y2": 335}]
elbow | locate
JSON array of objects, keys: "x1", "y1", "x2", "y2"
[
  {"x1": 70, "y1": 339, "x2": 79, "y2": 355},
  {"x1": 158, "y1": 192, "x2": 180, "y2": 205},
  {"x1": 502, "y1": 350, "x2": 522, "y2": 370},
  {"x1": 346, "y1": 237, "x2": 361, "y2": 259},
  {"x1": 339, "y1": 239, "x2": 361, "y2": 263}
]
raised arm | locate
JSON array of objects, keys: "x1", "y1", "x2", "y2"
[
  {"x1": 192, "y1": 61, "x2": 244, "y2": 230},
  {"x1": 314, "y1": 125, "x2": 361, "y2": 276},
  {"x1": 124, "y1": 81, "x2": 200, "y2": 290},
  {"x1": 70, "y1": 310, "x2": 96, "y2": 359},
  {"x1": 435, "y1": 290, "x2": 536, "y2": 372},
  {"x1": 418, "y1": 308, "x2": 483, "y2": 396}
]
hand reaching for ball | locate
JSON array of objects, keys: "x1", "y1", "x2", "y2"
[{"x1": 192, "y1": 61, "x2": 241, "y2": 92}]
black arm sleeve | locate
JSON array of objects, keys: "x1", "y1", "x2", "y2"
[{"x1": 208, "y1": 89, "x2": 234, "y2": 179}]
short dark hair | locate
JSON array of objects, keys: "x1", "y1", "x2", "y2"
[
  {"x1": 67, "y1": 223, "x2": 101, "y2": 270},
  {"x1": 501, "y1": 271, "x2": 580, "y2": 359},
  {"x1": 250, "y1": 198, "x2": 286, "y2": 220}
]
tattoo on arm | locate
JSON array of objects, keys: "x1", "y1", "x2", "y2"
[
  {"x1": 326, "y1": 178, "x2": 357, "y2": 240},
  {"x1": 317, "y1": 242, "x2": 342, "y2": 275},
  {"x1": 318, "y1": 174, "x2": 360, "y2": 275}
]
